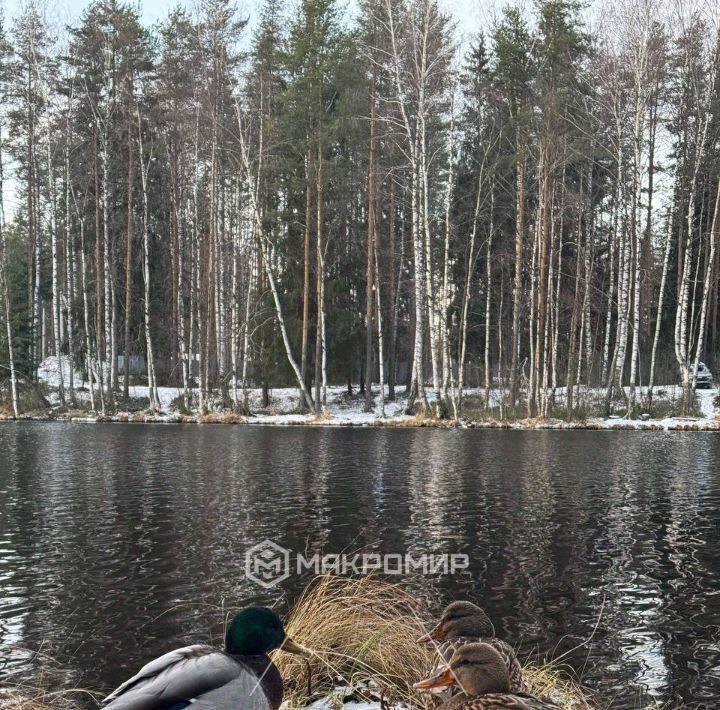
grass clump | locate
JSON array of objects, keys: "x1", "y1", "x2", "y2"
[
  {"x1": 273, "y1": 575, "x2": 432, "y2": 707},
  {"x1": 0, "y1": 686, "x2": 98, "y2": 709},
  {"x1": 197, "y1": 410, "x2": 245, "y2": 424},
  {"x1": 523, "y1": 663, "x2": 594, "y2": 710}
]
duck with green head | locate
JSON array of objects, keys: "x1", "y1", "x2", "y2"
[{"x1": 102, "y1": 607, "x2": 308, "y2": 709}]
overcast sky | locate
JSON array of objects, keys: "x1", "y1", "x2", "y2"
[
  {"x1": 0, "y1": 0, "x2": 501, "y2": 47},
  {"x1": 3, "y1": 0, "x2": 177, "y2": 28}
]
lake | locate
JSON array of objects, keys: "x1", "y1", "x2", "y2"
[{"x1": 1, "y1": 423, "x2": 719, "y2": 708}]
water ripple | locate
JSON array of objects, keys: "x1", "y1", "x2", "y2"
[{"x1": 1, "y1": 424, "x2": 719, "y2": 708}]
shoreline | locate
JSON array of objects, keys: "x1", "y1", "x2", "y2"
[
  {"x1": 3, "y1": 359, "x2": 717, "y2": 431},
  {"x1": 2, "y1": 410, "x2": 719, "y2": 431}
]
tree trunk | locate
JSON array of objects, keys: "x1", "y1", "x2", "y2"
[
  {"x1": 364, "y1": 75, "x2": 377, "y2": 412},
  {"x1": 48, "y1": 142, "x2": 65, "y2": 406},
  {"x1": 0, "y1": 127, "x2": 18, "y2": 417},
  {"x1": 509, "y1": 151, "x2": 526, "y2": 408},
  {"x1": 137, "y1": 109, "x2": 160, "y2": 412},
  {"x1": 301, "y1": 146, "x2": 312, "y2": 396},
  {"x1": 314, "y1": 139, "x2": 327, "y2": 412},
  {"x1": 124, "y1": 104, "x2": 134, "y2": 400}
]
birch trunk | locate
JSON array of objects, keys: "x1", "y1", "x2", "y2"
[
  {"x1": 380, "y1": 0, "x2": 428, "y2": 411},
  {"x1": 78, "y1": 210, "x2": 97, "y2": 412},
  {"x1": 64, "y1": 111, "x2": 75, "y2": 405},
  {"x1": 691, "y1": 179, "x2": 720, "y2": 389},
  {"x1": 136, "y1": 109, "x2": 159, "y2": 412},
  {"x1": 566, "y1": 176, "x2": 584, "y2": 417},
  {"x1": 47, "y1": 141, "x2": 65, "y2": 405},
  {"x1": 628, "y1": 57, "x2": 647, "y2": 415},
  {"x1": 124, "y1": 104, "x2": 134, "y2": 400},
  {"x1": 509, "y1": 151, "x2": 526, "y2": 407},
  {"x1": 440, "y1": 100, "x2": 455, "y2": 404},
  {"x1": 484, "y1": 228, "x2": 492, "y2": 409},
  {"x1": 314, "y1": 140, "x2": 327, "y2": 412},
  {"x1": 648, "y1": 211, "x2": 672, "y2": 402},
  {"x1": 101, "y1": 135, "x2": 114, "y2": 407},
  {"x1": 0, "y1": 128, "x2": 18, "y2": 417}
]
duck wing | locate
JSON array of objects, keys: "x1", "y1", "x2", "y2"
[
  {"x1": 102, "y1": 645, "x2": 269, "y2": 709},
  {"x1": 189, "y1": 675, "x2": 273, "y2": 709},
  {"x1": 446, "y1": 692, "x2": 563, "y2": 709},
  {"x1": 484, "y1": 639, "x2": 524, "y2": 694}
]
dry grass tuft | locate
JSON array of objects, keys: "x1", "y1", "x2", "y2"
[
  {"x1": 221, "y1": 411, "x2": 245, "y2": 424},
  {"x1": 273, "y1": 575, "x2": 432, "y2": 707},
  {"x1": 0, "y1": 402, "x2": 17, "y2": 418},
  {"x1": 196, "y1": 410, "x2": 245, "y2": 424},
  {"x1": 0, "y1": 686, "x2": 98, "y2": 709},
  {"x1": 383, "y1": 412, "x2": 433, "y2": 427},
  {"x1": 523, "y1": 663, "x2": 595, "y2": 710}
]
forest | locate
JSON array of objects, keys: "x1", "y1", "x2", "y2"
[{"x1": 0, "y1": 0, "x2": 718, "y2": 420}]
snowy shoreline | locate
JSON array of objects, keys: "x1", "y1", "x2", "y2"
[
  {"x1": 4, "y1": 412, "x2": 720, "y2": 431},
  {"x1": 2, "y1": 356, "x2": 718, "y2": 431}
]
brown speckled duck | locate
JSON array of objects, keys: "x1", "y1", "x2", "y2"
[
  {"x1": 418, "y1": 601, "x2": 523, "y2": 694},
  {"x1": 414, "y1": 643, "x2": 562, "y2": 709}
]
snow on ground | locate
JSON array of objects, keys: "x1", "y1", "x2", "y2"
[
  {"x1": 26, "y1": 355, "x2": 720, "y2": 429},
  {"x1": 698, "y1": 389, "x2": 717, "y2": 418},
  {"x1": 292, "y1": 686, "x2": 406, "y2": 709},
  {"x1": 37, "y1": 355, "x2": 84, "y2": 390}
]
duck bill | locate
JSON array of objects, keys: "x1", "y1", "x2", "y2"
[
  {"x1": 280, "y1": 636, "x2": 311, "y2": 658},
  {"x1": 417, "y1": 623, "x2": 445, "y2": 643},
  {"x1": 413, "y1": 669, "x2": 455, "y2": 692}
]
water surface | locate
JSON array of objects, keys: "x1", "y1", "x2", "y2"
[{"x1": 1, "y1": 423, "x2": 719, "y2": 708}]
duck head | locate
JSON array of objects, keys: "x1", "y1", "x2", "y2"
[
  {"x1": 225, "y1": 607, "x2": 309, "y2": 657},
  {"x1": 414, "y1": 642, "x2": 510, "y2": 696},
  {"x1": 417, "y1": 601, "x2": 494, "y2": 643}
]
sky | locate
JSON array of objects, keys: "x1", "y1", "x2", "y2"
[
  {"x1": 0, "y1": 0, "x2": 497, "y2": 45},
  {"x1": 3, "y1": 0, "x2": 178, "y2": 28}
]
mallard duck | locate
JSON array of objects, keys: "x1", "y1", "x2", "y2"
[
  {"x1": 102, "y1": 606, "x2": 308, "y2": 709},
  {"x1": 418, "y1": 601, "x2": 523, "y2": 693},
  {"x1": 414, "y1": 642, "x2": 562, "y2": 709}
]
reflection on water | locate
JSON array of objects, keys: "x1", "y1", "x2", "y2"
[{"x1": 1, "y1": 424, "x2": 719, "y2": 708}]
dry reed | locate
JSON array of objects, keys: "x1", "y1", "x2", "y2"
[
  {"x1": 0, "y1": 686, "x2": 98, "y2": 709},
  {"x1": 273, "y1": 574, "x2": 432, "y2": 707}
]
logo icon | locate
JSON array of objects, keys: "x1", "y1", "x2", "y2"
[{"x1": 245, "y1": 539, "x2": 290, "y2": 588}]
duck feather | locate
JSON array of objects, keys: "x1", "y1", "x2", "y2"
[
  {"x1": 443, "y1": 690, "x2": 563, "y2": 709},
  {"x1": 101, "y1": 644, "x2": 272, "y2": 710}
]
